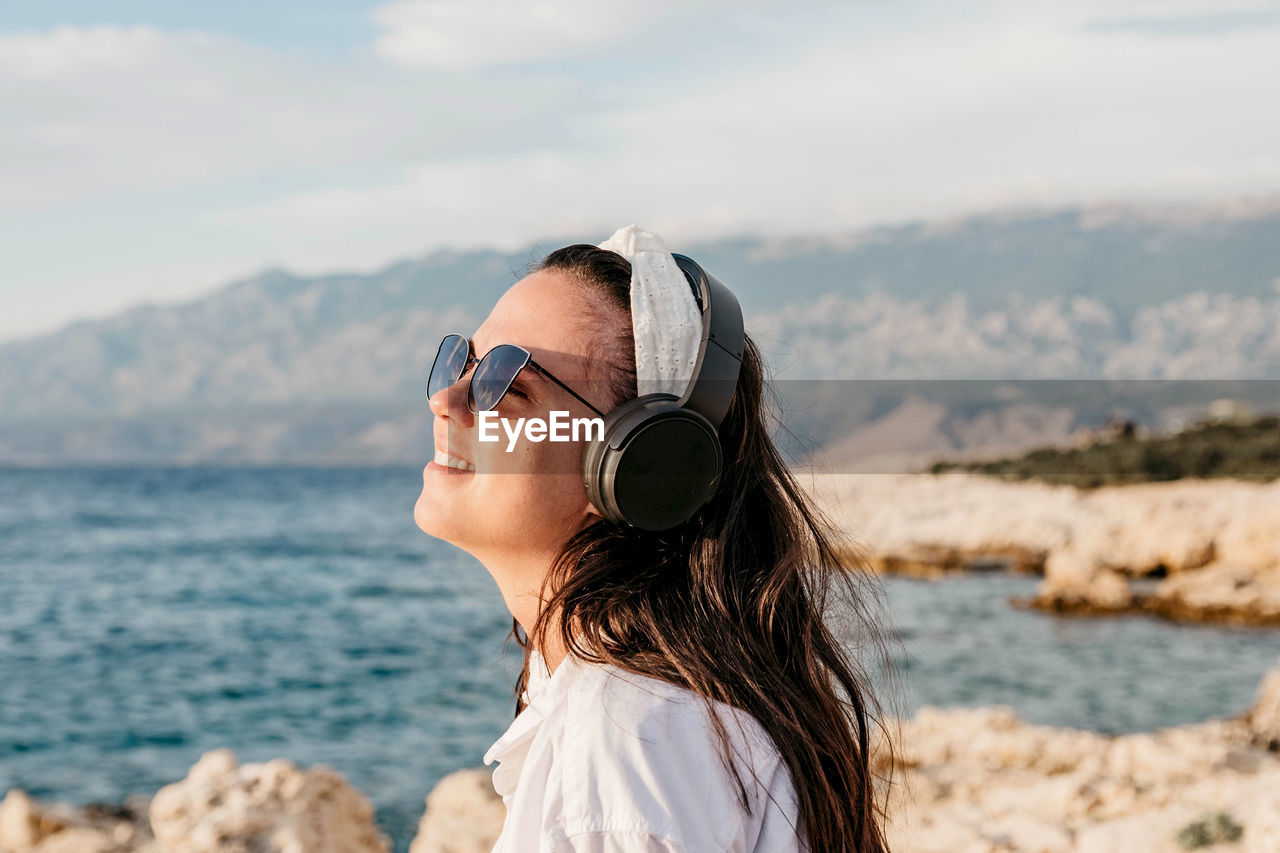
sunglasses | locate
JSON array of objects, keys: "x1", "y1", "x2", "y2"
[{"x1": 426, "y1": 333, "x2": 606, "y2": 417}]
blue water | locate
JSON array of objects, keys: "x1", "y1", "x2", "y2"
[{"x1": 1, "y1": 467, "x2": 1276, "y2": 852}]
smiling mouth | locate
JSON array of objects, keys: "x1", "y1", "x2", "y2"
[{"x1": 434, "y1": 449, "x2": 475, "y2": 472}]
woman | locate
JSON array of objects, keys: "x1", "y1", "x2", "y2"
[{"x1": 415, "y1": 228, "x2": 892, "y2": 852}]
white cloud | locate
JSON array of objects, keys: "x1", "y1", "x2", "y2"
[
  {"x1": 0, "y1": 22, "x2": 592, "y2": 338},
  {"x1": 1082, "y1": 0, "x2": 1280, "y2": 35},
  {"x1": 0, "y1": 24, "x2": 164, "y2": 78},
  {"x1": 4, "y1": 2, "x2": 1280, "y2": 340},
  {"x1": 224, "y1": 5, "x2": 1280, "y2": 250},
  {"x1": 1, "y1": 27, "x2": 365, "y2": 210},
  {"x1": 0, "y1": 24, "x2": 586, "y2": 212},
  {"x1": 372, "y1": 0, "x2": 682, "y2": 69}
]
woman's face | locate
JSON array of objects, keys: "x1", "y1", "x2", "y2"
[{"x1": 414, "y1": 268, "x2": 622, "y2": 571}]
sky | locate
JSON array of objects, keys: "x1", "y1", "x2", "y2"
[{"x1": 2, "y1": 0, "x2": 1279, "y2": 342}]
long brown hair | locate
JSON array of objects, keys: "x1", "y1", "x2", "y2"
[{"x1": 512, "y1": 244, "x2": 894, "y2": 852}]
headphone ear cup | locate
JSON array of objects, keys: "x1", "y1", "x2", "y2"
[
  {"x1": 582, "y1": 397, "x2": 645, "y2": 522},
  {"x1": 583, "y1": 395, "x2": 723, "y2": 531}
]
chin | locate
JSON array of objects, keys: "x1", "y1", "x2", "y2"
[{"x1": 413, "y1": 489, "x2": 447, "y2": 538}]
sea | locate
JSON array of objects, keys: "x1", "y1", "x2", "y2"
[{"x1": 1, "y1": 466, "x2": 1276, "y2": 852}]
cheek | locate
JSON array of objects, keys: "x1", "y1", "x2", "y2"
[
  {"x1": 417, "y1": 434, "x2": 595, "y2": 549},
  {"x1": 477, "y1": 426, "x2": 584, "y2": 476},
  {"x1": 490, "y1": 440, "x2": 590, "y2": 516}
]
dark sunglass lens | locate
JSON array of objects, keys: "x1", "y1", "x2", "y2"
[
  {"x1": 470, "y1": 345, "x2": 529, "y2": 411},
  {"x1": 427, "y1": 334, "x2": 469, "y2": 400}
]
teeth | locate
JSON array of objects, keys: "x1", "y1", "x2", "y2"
[{"x1": 435, "y1": 449, "x2": 475, "y2": 471}]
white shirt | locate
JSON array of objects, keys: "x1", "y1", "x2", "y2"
[{"x1": 483, "y1": 649, "x2": 807, "y2": 853}]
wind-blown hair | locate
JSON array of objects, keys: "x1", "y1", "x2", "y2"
[{"x1": 512, "y1": 243, "x2": 894, "y2": 852}]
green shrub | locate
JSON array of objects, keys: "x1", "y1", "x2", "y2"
[
  {"x1": 1175, "y1": 812, "x2": 1244, "y2": 849},
  {"x1": 931, "y1": 416, "x2": 1280, "y2": 487}
]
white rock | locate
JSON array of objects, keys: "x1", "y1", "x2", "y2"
[
  {"x1": 1247, "y1": 658, "x2": 1280, "y2": 746},
  {"x1": 409, "y1": 769, "x2": 505, "y2": 853},
  {"x1": 809, "y1": 473, "x2": 1280, "y2": 622},
  {"x1": 149, "y1": 748, "x2": 390, "y2": 853}
]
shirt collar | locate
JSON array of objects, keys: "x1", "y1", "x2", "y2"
[
  {"x1": 483, "y1": 648, "x2": 582, "y2": 797},
  {"x1": 524, "y1": 646, "x2": 554, "y2": 704}
]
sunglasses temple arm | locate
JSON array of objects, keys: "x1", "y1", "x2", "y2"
[{"x1": 535, "y1": 366, "x2": 606, "y2": 418}]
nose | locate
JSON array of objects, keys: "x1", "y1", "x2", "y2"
[{"x1": 428, "y1": 377, "x2": 474, "y2": 426}]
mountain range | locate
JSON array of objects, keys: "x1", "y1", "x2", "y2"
[{"x1": 3, "y1": 199, "x2": 1279, "y2": 464}]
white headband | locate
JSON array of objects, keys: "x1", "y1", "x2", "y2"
[{"x1": 597, "y1": 225, "x2": 702, "y2": 399}]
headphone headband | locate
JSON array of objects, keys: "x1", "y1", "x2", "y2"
[
  {"x1": 671, "y1": 254, "x2": 745, "y2": 429},
  {"x1": 583, "y1": 253, "x2": 745, "y2": 531}
]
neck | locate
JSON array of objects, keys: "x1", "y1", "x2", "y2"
[
  {"x1": 537, "y1": 630, "x2": 567, "y2": 673},
  {"x1": 479, "y1": 547, "x2": 569, "y2": 674}
]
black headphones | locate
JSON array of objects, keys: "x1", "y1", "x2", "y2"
[{"x1": 582, "y1": 254, "x2": 745, "y2": 531}]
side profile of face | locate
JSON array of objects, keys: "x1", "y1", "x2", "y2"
[{"x1": 414, "y1": 268, "x2": 624, "y2": 598}]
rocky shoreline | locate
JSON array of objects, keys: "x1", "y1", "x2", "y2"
[
  {"x1": 5, "y1": 659, "x2": 1277, "y2": 853},
  {"x1": 6, "y1": 473, "x2": 1278, "y2": 851},
  {"x1": 877, "y1": 662, "x2": 1280, "y2": 852},
  {"x1": 811, "y1": 473, "x2": 1280, "y2": 626}
]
